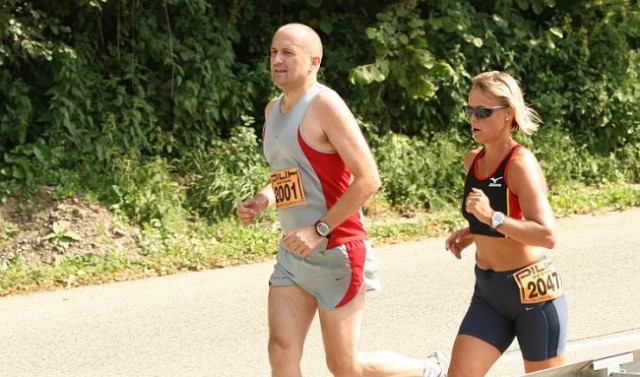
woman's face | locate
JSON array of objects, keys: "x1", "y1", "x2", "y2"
[{"x1": 466, "y1": 87, "x2": 512, "y2": 144}]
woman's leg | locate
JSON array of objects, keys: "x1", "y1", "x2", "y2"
[
  {"x1": 448, "y1": 334, "x2": 502, "y2": 377},
  {"x1": 524, "y1": 355, "x2": 566, "y2": 374},
  {"x1": 517, "y1": 295, "x2": 568, "y2": 373}
]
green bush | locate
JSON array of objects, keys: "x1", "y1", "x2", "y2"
[
  {"x1": 0, "y1": 0, "x2": 638, "y2": 227},
  {"x1": 371, "y1": 131, "x2": 467, "y2": 212},
  {"x1": 109, "y1": 156, "x2": 188, "y2": 234},
  {"x1": 181, "y1": 126, "x2": 271, "y2": 222}
]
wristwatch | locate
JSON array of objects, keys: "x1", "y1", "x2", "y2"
[
  {"x1": 491, "y1": 211, "x2": 506, "y2": 230},
  {"x1": 314, "y1": 220, "x2": 331, "y2": 238}
]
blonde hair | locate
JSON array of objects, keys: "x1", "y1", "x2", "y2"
[{"x1": 471, "y1": 71, "x2": 541, "y2": 135}]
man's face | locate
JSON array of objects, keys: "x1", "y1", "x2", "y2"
[{"x1": 270, "y1": 29, "x2": 313, "y2": 89}]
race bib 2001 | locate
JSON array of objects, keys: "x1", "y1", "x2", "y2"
[
  {"x1": 514, "y1": 259, "x2": 563, "y2": 304},
  {"x1": 270, "y1": 168, "x2": 307, "y2": 209}
]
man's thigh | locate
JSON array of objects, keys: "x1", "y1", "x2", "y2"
[
  {"x1": 269, "y1": 285, "x2": 318, "y2": 346},
  {"x1": 317, "y1": 288, "x2": 366, "y2": 363}
]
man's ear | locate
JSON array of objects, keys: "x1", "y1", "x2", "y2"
[{"x1": 311, "y1": 56, "x2": 321, "y2": 70}]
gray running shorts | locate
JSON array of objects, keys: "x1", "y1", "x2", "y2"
[
  {"x1": 269, "y1": 239, "x2": 381, "y2": 310},
  {"x1": 458, "y1": 262, "x2": 568, "y2": 361}
]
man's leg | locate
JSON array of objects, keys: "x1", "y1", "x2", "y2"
[
  {"x1": 318, "y1": 288, "x2": 438, "y2": 377},
  {"x1": 268, "y1": 285, "x2": 318, "y2": 377}
]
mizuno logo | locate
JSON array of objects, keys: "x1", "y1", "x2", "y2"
[{"x1": 489, "y1": 176, "x2": 503, "y2": 187}]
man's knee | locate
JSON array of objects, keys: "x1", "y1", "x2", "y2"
[
  {"x1": 326, "y1": 355, "x2": 361, "y2": 377},
  {"x1": 268, "y1": 335, "x2": 301, "y2": 368}
]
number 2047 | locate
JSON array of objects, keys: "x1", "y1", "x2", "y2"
[{"x1": 525, "y1": 272, "x2": 561, "y2": 300}]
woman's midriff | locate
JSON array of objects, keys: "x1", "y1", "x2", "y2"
[{"x1": 473, "y1": 234, "x2": 546, "y2": 272}]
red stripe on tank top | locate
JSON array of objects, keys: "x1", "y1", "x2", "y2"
[
  {"x1": 504, "y1": 147, "x2": 523, "y2": 219},
  {"x1": 297, "y1": 130, "x2": 368, "y2": 249}
]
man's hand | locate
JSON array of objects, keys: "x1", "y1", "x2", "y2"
[
  {"x1": 282, "y1": 226, "x2": 325, "y2": 257},
  {"x1": 236, "y1": 195, "x2": 268, "y2": 226}
]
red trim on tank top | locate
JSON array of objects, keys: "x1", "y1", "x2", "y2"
[
  {"x1": 505, "y1": 146, "x2": 523, "y2": 219},
  {"x1": 297, "y1": 130, "x2": 368, "y2": 249},
  {"x1": 473, "y1": 145, "x2": 523, "y2": 220}
]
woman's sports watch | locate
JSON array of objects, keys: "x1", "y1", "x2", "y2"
[
  {"x1": 314, "y1": 220, "x2": 331, "y2": 238},
  {"x1": 491, "y1": 211, "x2": 506, "y2": 230}
]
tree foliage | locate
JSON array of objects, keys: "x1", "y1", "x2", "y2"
[{"x1": 1, "y1": 0, "x2": 639, "y2": 219}]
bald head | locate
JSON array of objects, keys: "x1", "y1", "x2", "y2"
[{"x1": 274, "y1": 23, "x2": 323, "y2": 62}]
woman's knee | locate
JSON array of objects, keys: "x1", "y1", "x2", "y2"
[{"x1": 449, "y1": 335, "x2": 502, "y2": 377}]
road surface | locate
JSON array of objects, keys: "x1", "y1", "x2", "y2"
[{"x1": 1, "y1": 208, "x2": 640, "y2": 376}]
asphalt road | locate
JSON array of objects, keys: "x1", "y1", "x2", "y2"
[{"x1": 1, "y1": 208, "x2": 640, "y2": 377}]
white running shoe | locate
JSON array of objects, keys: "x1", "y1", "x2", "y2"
[{"x1": 423, "y1": 349, "x2": 451, "y2": 377}]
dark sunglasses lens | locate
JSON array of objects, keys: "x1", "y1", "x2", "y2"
[
  {"x1": 475, "y1": 107, "x2": 492, "y2": 119},
  {"x1": 464, "y1": 106, "x2": 493, "y2": 119}
]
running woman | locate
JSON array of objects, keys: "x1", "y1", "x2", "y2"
[{"x1": 445, "y1": 71, "x2": 568, "y2": 376}]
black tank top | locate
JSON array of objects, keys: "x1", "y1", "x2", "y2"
[{"x1": 462, "y1": 145, "x2": 524, "y2": 237}]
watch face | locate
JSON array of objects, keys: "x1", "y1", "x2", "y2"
[
  {"x1": 492, "y1": 212, "x2": 505, "y2": 229},
  {"x1": 316, "y1": 221, "x2": 330, "y2": 236}
]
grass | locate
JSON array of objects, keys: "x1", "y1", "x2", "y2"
[{"x1": 1, "y1": 182, "x2": 639, "y2": 297}]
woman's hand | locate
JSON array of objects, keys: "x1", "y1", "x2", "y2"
[
  {"x1": 465, "y1": 188, "x2": 493, "y2": 226},
  {"x1": 445, "y1": 227, "x2": 473, "y2": 259}
]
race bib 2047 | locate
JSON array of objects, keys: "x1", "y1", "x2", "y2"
[{"x1": 514, "y1": 259, "x2": 564, "y2": 304}]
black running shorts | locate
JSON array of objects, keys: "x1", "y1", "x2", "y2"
[{"x1": 458, "y1": 262, "x2": 568, "y2": 361}]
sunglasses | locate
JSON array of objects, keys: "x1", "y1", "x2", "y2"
[{"x1": 463, "y1": 105, "x2": 508, "y2": 119}]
